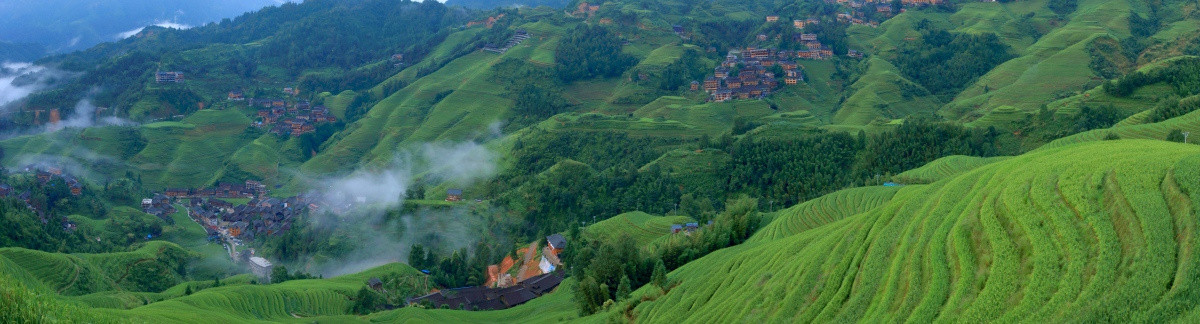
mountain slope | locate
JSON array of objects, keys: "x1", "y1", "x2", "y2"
[{"x1": 630, "y1": 139, "x2": 1200, "y2": 322}]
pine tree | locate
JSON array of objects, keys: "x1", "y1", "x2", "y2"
[
  {"x1": 617, "y1": 275, "x2": 632, "y2": 300},
  {"x1": 184, "y1": 285, "x2": 193, "y2": 295},
  {"x1": 651, "y1": 259, "x2": 668, "y2": 288}
]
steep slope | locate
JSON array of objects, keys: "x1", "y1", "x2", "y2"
[
  {"x1": 630, "y1": 140, "x2": 1200, "y2": 322},
  {"x1": 945, "y1": 0, "x2": 1135, "y2": 115}
]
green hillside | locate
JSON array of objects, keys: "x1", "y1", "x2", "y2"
[{"x1": 626, "y1": 140, "x2": 1200, "y2": 322}]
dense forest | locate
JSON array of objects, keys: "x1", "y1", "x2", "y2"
[
  {"x1": 893, "y1": 20, "x2": 1014, "y2": 98},
  {"x1": 555, "y1": 25, "x2": 637, "y2": 82}
]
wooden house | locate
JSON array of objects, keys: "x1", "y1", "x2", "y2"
[
  {"x1": 546, "y1": 234, "x2": 567, "y2": 252},
  {"x1": 713, "y1": 90, "x2": 733, "y2": 102},
  {"x1": 446, "y1": 189, "x2": 463, "y2": 202},
  {"x1": 703, "y1": 77, "x2": 720, "y2": 92},
  {"x1": 766, "y1": 15, "x2": 779, "y2": 22}
]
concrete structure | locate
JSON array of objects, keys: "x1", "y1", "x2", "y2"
[{"x1": 249, "y1": 256, "x2": 274, "y2": 281}]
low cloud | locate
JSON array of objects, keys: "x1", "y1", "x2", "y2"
[
  {"x1": 0, "y1": 62, "x2": 65, "y2": 111},
  {"x1": 296, "y1": 141, "x2": 499, "y2": 276},
  {"x1": 116, "y1": 21, "x2": 193, "y2": 40},
  {"x1": 44, "y1": 99, "x2": 136, "y2": 133}
]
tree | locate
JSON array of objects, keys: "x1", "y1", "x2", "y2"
[
  {"x1": 576, "y1": 276, "x2": 606, "y2": 315},
  {"x1": 271, "y1": 265, "x2": 292, "y2": 283},
  {"x1": 617, "y1": 275, "x2": 632, "y2": 301},
  {"x1": 184, "y1": 285, "x2": 193, "y2": 295},
  {"x1": 555, "y1": 25, "x2": 636, "y2": 82},
  {"x1": 409, "y1": 244, "x2": 427, "y2": 269},
  {"x1": 349, "y1": 286, "x2": 383, "y2": 314},
  {"x1": 651, "y1": 259, "x2": 668, "y2": 288},
  {"x1": 1167, "y1": 129, "x2": 1186, "y2": 143}
]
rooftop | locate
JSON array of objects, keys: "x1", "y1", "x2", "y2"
[{"x1": 249, "y1": 256, "x2": 272, "y2": 268}]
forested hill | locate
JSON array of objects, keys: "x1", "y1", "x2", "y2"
[
  {"x1": 445, "y1": 0, "x2": 571, "y2": 10},
  {"x1": 0, "y1": 0, "x2": 281, "y2": 55},
  {"x1": 16, "y1": 0, "x2": 472, "y2": 123}
]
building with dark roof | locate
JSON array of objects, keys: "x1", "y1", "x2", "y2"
[{"x1": 546, "y1": 234, "x2": 567, "y2": 251}]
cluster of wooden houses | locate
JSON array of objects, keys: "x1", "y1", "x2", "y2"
[
  {"x1": 144, "y1": 180, "x2": 316, "y2": 242},
  {"x1": 188, "y1": 194, "x2": 315, "y2": 241},
  {"x1": 698, "y1": 48, "x2": 802, "y2": 102},
  {"x1": 248, "y1": 99, "x2": 337, "y2": 136},
  {"x1": 162, "y1": 180, "x2": 266, "y2": 200},
  {"x1": 0, "y1": 165, "x2": 84, "y2": 201},
  {"x1": 0, "y1": 165, "x2": 87, "y2": 230},
  {"x1": 669, "y1": 221, "x2": 715, "y2": 235},
  {"x1": 141, "y1": 194, "x2": 178, "y2": 220},
  {"x1": 33, "y1": 167, "x2": 83, "y2": 196}
]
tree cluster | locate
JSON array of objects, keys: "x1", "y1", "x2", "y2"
[
  {"x1": 893, "y1": 21, "x2": 1014, "y2": 99},
  {"x1": 555, "y1": 25, "x2": 637, "y2": 82},
  {"x1": 1103, "y1": 57, "x2": 1200, "y2": 98},
  {"x1": 571, "y1": 197, "x2": 762, "y2": 315}
]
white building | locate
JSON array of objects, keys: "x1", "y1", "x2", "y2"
[
  {"x1": 249, "y1": 256, "x2": 274, "y2": 281},
  {"x1": 539, "y1": 256, "x2": 556, "y2": 274}
]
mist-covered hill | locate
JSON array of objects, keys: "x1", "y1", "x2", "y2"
[{"x1": 0, "y1": 0, "x2": 283, "y2": 56}]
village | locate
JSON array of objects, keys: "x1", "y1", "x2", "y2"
[
  {"x1": 227, "y1": 86, "x2": 339, "y2": 136},
  {"x1": 141, "y1": 180, "x2": 318, "y2": 272},
  {"x1": 155, "y1": 70, "x2": 338, "y2": 137},
  {"x1": 0, "y1": 165, "x2": 86, "y2": 231},
  {"x1": 700, "y1": 47, "x2": 795, "y2": 102}
]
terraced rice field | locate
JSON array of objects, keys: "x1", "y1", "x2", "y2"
[
  {"x1": 892, "y1": 155, "x2": 1010, "y2": 184},
  {"x1": 630, "y1": 140, "x2": 1200, "y2": 322},
  {"x1": 584, "y1": 212, "x2": 694, "y2": 247},
  {"x1": 749, "y1": 186, "x2": 899, "y2": 243}
]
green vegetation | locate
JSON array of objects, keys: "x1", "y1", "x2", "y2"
[
  {"x1": 624, "y1": 140, "x2": 1200, "y2": 322},
  {"x1": 6, "y1": 0, "x2": 1200, "y2": 321},
  {"x1": 893, "y1": 20, "x2": 1014, "y2": 99}
]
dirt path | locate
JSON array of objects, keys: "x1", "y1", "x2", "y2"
[
  {"x1": 57, "y1": 262, "x2": 82, "y2": 294},
  {"x1": 516, "y1": 242, "x2": 541, "y2": 281}
]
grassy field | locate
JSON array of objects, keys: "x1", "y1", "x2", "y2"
[{"x1": 623, "y1": 139, "x2": 1200, "y2": 322}]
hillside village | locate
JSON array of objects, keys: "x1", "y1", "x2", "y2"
[
  {"x1": 142, "y1": 181, "x2": 315, "y2": 245},
  {"x1": 0, "y1": 165, "x2": 86, "y2": 230}
]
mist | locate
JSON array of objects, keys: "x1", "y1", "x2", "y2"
[
  {"x1": 116, "y1": 21, "x2": 193, "y2": 40},
  {"x1": 298, "y1": 141, "x2": 499, "y2": 277},
  {"x1": 0, "y1": 62, "x2": 64, "y2": 111},
  {"x1": 44, "y1": 99, "x2": 136, "y2": 132}
]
